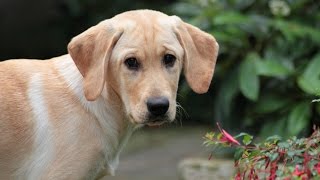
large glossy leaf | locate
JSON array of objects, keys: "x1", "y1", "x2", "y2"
[
  {"x1": 287, "y1": 101, "x2": 311, "y2": 136},
  {"x1": 297, "y1": 54, "x2": 320, "y2": 95},
  {"x1": 239, "y1": 53, "x2": 260, "y2": 101},
  {"x1": 256, "y1": 59, "x2": 293, "y2": 77}
]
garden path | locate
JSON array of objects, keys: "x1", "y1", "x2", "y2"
[{"x1": 104, "y1": 126, "x2": 233, "y2": 180}]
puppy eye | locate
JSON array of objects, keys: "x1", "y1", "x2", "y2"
[
  {"x1": 163, "y1": 54, "x2": 176, "y2": 67},
  {"x1": 125, "y1": 57, "x2": 140, "y2": 70}
]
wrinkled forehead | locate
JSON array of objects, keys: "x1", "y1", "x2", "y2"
[{"x1": 112, "y1": 12, "x2": 183, "y2": 56}]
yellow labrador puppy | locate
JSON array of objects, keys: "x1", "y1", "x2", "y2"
[{"x1": 0, "y1": 10, "x2": 218, "y2": 179}]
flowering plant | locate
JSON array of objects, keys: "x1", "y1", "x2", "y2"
[{"x1": 204, "y1": 123, "x2": 320, "y2": 179}]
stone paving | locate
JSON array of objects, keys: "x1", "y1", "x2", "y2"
[{"x1": 104, "y1": 125, "x2": 234, "y2": 180}]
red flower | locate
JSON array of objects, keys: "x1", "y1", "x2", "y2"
[
  {"x1": 293, "y1": 165, "x2": 305, "y2": 177},
  {"x1": 217, "y1": 123, "x2": 240, "y2": 145},
  {"x1": 235, "y1": 172, "x2": 242, "y2": 180},
  {"x1": 314, "y1": 162, "x2": 320, "y2": 174},
  {"x1": 220, "y1": 129, "x2": 241, "y2": 145},
  {"x1": 268, "y1": 162, "x2": 278, "y2": 180}
]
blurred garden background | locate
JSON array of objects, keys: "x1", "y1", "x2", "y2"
[{"x1": 1, "y1": 0, "x2": 319, "y2": 179}]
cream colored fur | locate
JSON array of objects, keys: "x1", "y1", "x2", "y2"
[{"x1": 0, "y1": 10, "x2": 218, "y2": 179}]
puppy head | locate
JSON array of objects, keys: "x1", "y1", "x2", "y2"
[{"x1": 68, "y1": 10, "x2": 219, "y2": 126}]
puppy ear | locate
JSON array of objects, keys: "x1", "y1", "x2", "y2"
[
  {"x1": 174, "y1": 19, "x2": 219, "y2": 94},
  {"x1": 68, "y1": 21, "x2": 122, "y2": 101}
]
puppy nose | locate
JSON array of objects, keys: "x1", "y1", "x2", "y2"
[{"x1": 147, "y1": 96, "x2": 169, "y2": 117}]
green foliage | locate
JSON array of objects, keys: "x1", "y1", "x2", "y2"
[
  {"x1": 171, "y1": 0, "x2": 320, "y2": 137},
  {"x1": 204, "y1": 126, "x2": 320, "y2": 179},
  {"x1": 239, "y1": 53, "x2": 260, "y2": 101},
  {"x1": 287, "y1": 102, "x2": 311, "y2": 136},
  {"x1": 297, "y1": 54, "x2": 320, "y2": 95}
]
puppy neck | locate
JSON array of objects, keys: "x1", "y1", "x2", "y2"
[{"x1": 53, "y1": 54, "x2": 140, "y2": 174}]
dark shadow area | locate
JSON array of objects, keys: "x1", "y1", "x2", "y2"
[{"x1": 0, "y1": 0, "x2": 175, "y2": 60}]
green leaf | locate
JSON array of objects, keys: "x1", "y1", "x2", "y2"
[
  {"x1": 213, "y1": 12, "x2": 250, "y2": 25},
  {"x1": 267, "y1": 152, "x2": 279, "y2": 162},
  {"x1": 204, "y1": 132, "x2": 215, "y2": 140},
  {"x1": 242, "y1": 134, "x2": 253, "y2": 145},
  {"x1": 256, "y1": 59, "x2": 292, "y2": 77},
  {"x1": 253, "y1": 94, "x2": 291, "y2": 114},
  {"x1": 234, "y1": 147, "x2": 245, "y2": 161},
  {"x1": 287, "y1": 150, "x2": 295, "y2": 158},
  {"x1": 239, "y1": 53, "x2": 260, "y2": 101},
  {"x1": 266, "y1": 135, "x2": 282, "y2": 143},
  {"x1": 234, "y1": 133, "x2": 253, "y2": 145},
  {"x1": 211, "y1": 31, "x2": 234, "y2": 44},
  {"x1": 272, "y1": 19, "x2": 320, "y2": 43},
  {"x1": 297, "y1": 54, "x2": 320, "y2": 95},
  {"x1": 248, "y1": 150, "x2": 260, "y2": 159},
  {"x1": 234, "y1": 132, "x2": 252, "y2": 138},
  {"x1": 298, "y1": 76, "x2": 320, "y2": 95},
  {"x1": 276, "y1": 169, "x2": 284, "y2": 177},
  {"x1": 287, "y1": 101, "x2": 311, "y2": 136},
  {"x1": 278, "y1": 142, "x2": 290, "y2": 149},
  {"x1": 210, "y1": 29, "x2": 249, "y2": 53}
]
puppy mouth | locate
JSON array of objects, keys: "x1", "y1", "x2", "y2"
[
  {"x1": 144, "y1": 115, "x2": 171, "y2": 127},
  {"x1": 145, "y1": 120, "x2": 168, "y2": 127},
  {"x1": 128, "y1": 113, "x2": 172, "y2": 126}
]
